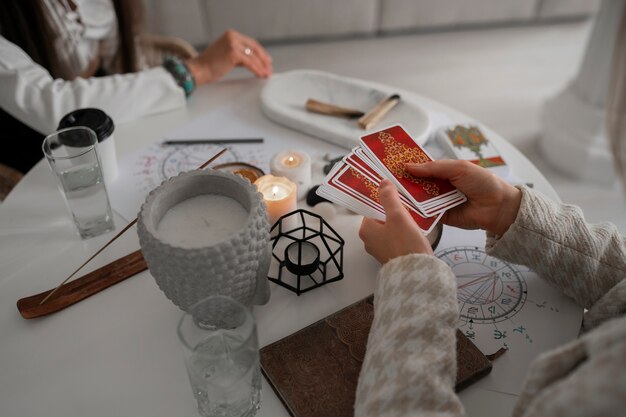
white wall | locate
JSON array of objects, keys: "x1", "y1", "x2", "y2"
[{"x1": 143, "y1": 0, "x2": 600, "y2": 46}]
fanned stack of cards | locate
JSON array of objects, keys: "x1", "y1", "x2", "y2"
[{"x1": 317, "y1": 125, "x2": 467, "y2": 235}]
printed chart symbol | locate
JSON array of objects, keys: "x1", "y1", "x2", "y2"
[{"x1": 437, "y1": 246, "x2": 528, "y2": 324}]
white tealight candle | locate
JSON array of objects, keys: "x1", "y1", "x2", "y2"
[
  {"x1": 255, "y1": 175, "x2": 297, "y2": 226},
  {"x1": 287, "y1": 242, "x2": 318, "y2": 264},
  {"x1": 156, "y1": 194, "x2": 248, "y2": 248},
  {"x1": 270, "y1": 150, "x2": 311, "y2": 200}
]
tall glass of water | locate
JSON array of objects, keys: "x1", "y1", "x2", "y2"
[
  {"x1": 177, "y1": 295, "x2": 261, "y2": 417},
  {"x1": 42, "y1": 126, "x2": 115, "y2": 239}
]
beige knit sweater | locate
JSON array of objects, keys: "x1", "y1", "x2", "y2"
[{"x1": 355, "y1": 187, "x2": 626, "y2": 417}]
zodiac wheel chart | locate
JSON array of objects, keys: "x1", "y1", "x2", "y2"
[
  {"x1": 433, "y1": 239, "x2": 582, "y2": 394},
  {"x1": 154, "y1": 144, "x2": 268, "y2": 183},
  {"x1": 436, "y1": 246, "x2": 527, "y2": 324},
  {"x1": 130, "y1": 143, "x2": 269, "y2": 194}
]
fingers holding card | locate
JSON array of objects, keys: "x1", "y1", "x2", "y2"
[{"x1": 316, "y1": 124, "x2": 466, "y2": 234}]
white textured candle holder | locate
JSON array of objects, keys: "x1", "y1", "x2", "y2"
[{"x1": 137, "y1": 170, "x2": 271, "y2": 312}]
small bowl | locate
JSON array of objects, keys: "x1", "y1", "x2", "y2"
[{"x1": 212, "y1": 162, "x2": 264, "y2": 183}]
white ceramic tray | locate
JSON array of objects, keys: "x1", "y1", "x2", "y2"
[{"x1": 261, "y1": 70, "x2": 431, "y2": 149}]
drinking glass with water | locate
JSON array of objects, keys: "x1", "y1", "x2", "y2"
[
  {"x1": 42, "y1": 126, "x2": 115, "y2": 239},
  {"x1": 177, "y1": 295, "x2": 261, "y2": 417}
]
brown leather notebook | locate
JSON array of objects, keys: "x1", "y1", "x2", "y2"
[{"x1": 261, "y1": 296, "x2": 494, "y2": 417}]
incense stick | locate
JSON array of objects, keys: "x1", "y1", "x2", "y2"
[{"x1": 39, "y1": 148, "x2": 228, "y2": 305}]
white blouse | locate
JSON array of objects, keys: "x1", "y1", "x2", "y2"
[
  {"x1": 42, "y1": 0, "x2": 119, "y2": 77},
  {"x1": 0, "y1": 0, "x2": 185, "y2": 135}
]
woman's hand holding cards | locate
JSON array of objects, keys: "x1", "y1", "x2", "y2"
[
  {"x1": 359, "y1": 180, "x2": 433, "y2": 264},
  {"x1": 406, "y1": 160, "x2": 522, "y2": 236},
  {"x1": 359, "y1": 160, "x2": 522, "y2": 264},
  {"x1": 321, "y1": 125, "x2": 521, "y2": 262}
]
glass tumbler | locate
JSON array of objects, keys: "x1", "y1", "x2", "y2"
[
  {"x1": 177, "y1": 295, "x2": 261, "y2": 417},
  {"x1": 42, "y1": 126, "x2": 115, "y2": 238}
]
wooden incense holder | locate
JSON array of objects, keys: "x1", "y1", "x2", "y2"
[
  {"x1": 358, "y1": 94, "x2": 400, "y2": 130},
  {"x1": 16, "y1": 250, "x2": 147, "y2": 319},
  {"x1": 305, "y1": 99, "x2": 365, "y2": 118}
]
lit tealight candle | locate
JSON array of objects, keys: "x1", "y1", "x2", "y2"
[
  {"x1": 156, "y1": 194, "x2": 248, "y2": 248},
  {"x1": 270, "y1": 150, "x2": 311, "y2": 200},
  {"x1": 255, "y1": 175, "x2": 297, "y2": 226},
  {"x1": 285, "y1": 155, "x2": 298, "y2": 167},
  {"x1": 284, "y1": 241, "x2": 320, "y2": 276}
]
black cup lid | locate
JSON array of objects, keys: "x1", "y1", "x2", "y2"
[{"x1": 58, "y1": 108, "x2": 114, "y2": 142}]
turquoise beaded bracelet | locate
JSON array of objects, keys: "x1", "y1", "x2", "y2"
[{"x1": 162, "y1": 55, "x2": 196, "y2": 97}]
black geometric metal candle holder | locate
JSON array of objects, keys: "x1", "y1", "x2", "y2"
[{"x1": 268, "y1": 209, "x2": 344, "y2": 296}]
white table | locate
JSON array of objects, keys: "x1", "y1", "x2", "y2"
[{"x1": 0, "y1": 77, "x2": 559, "y2": 417}]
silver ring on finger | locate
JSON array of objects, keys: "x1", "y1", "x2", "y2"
[{"x1": 244, "y1": 46, "x2": 253, "y2": 56}]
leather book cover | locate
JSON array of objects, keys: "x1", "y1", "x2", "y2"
[{"x1": 260, "y1": 296, "x2": 493, "y2": 417}]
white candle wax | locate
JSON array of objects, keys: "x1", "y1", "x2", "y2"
[
  {"x1": 283, "y1": 155, "x2": 300, "y2": 167},
  {"x1": 156, "y1": 194, "x2": 248, "y2": 248},
  {"x1": 270, "y1": 150, "x2": 311, "y2": 200},
  {"x1": 255, "y1": 175, "x2": 297, "y2": 226},
  {"x1": 285, "y1": 241, "x2": 320, "y2": 275},
  {"x1": 286, "y1": 241, "x2": 318, "y2": 265}
]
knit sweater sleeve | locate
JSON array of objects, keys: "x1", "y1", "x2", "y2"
[
  {"x1": 486, "y1": 187, "x2": 626, "y2": 309},
  {"x1": 355, "y1": 254, "x2": 465, "y2": 417}
]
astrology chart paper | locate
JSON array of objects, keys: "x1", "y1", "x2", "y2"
[
  {"x1": 435, "y1": 226, "x2": 583, "y2": 396},
  {"x1": 108, "y1": 142, "x2": 270, "y2": 221},
  {"x1": 107, "y1": 104, "x2": 287, "y2": 221}
]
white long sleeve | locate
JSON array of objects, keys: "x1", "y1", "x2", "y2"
[{"x1": 0, "y1": 35, "x2": 186, "y2": 135}]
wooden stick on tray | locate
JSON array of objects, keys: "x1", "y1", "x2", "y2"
[
  {"x1": 305, "y1": 99, "x2": 365, "y2": 118},
  {"x1": 357, "y1": 94, "x2": 400, "y2": 130}
]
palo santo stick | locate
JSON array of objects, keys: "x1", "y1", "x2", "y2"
[
  {"x1": 358, "y1": 94, "x2": 400, "y2": 130},
  {"x1": 305, "y1": 99, "x2": 364, "y2": 118},
  {"x1": 39, "y1": 148, "x2": 228, "y2": 305}
]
